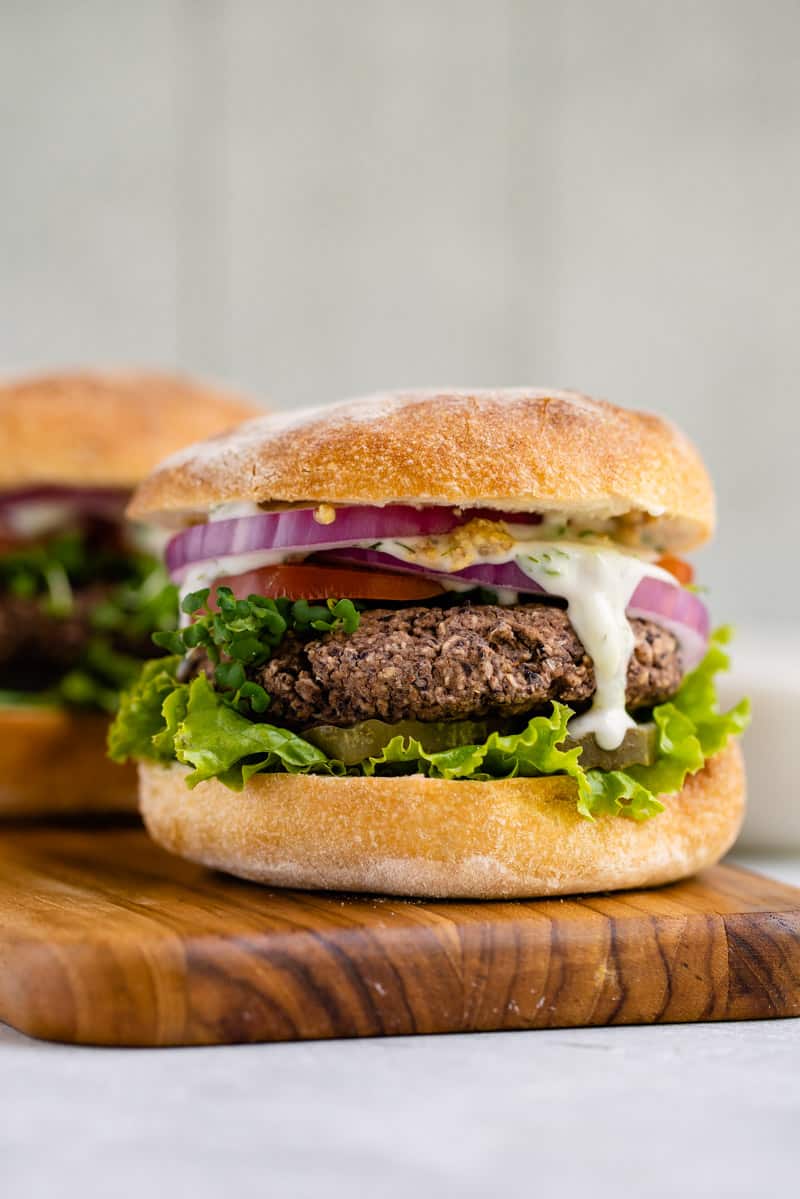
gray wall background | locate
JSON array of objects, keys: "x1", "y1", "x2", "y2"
[{"x1": 1, "y1": 1, "x2": 797, "y2": 625}]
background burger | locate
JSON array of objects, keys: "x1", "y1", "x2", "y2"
[
  {"x1": 0, "y1": 370, "x2": 259, "y2": 815},
  {"x1": 112, "y1": 389, "x2": 749, "y2": 898}
]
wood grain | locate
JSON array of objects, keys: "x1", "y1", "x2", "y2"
[{"x1": 0, "y1": 826, "x2": 798, "y2": 1047}]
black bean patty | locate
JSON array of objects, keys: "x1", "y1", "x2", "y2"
[
  {"x1": 255, "y1": 603, "x2": 682, "y2": 728},
  {"x1": 0, "y1": 588, "x2": 152, "y2": 692}
]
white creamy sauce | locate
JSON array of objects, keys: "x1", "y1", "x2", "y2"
[
  {"x1": 518, "y1": 545, "x2": 658, "y2": 749},
  {"x1": 178, "y1": 519, "x2": 676, "y2": 750},
  {"x1": 5, "y1": 501, "x2": 80, "y2": 539},
  {"x1": 490, "y1": 586, "x2": 521, "y2": 606},
  {"x1": 208, "y1": 501, "x2": 266, "y2": 522},
  {"x1": 129, "y1": 520, "x2": 171, "y2": 558}
]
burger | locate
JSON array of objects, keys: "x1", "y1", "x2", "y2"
[
  {"x1": 0, "y1": 370, "x2": 260, "y2": 815},
  {"x1": 112, "y1": 389, "x2": 749, "y2": 898}
]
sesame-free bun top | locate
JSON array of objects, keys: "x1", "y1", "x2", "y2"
[
  {"x1": 0, "y1": 370, "x2": 262, "y2": 492},
  {"x1": 129, "y1": 388, "x2": 715, "y2": 550}
]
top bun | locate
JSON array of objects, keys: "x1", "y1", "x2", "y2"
[
  {"x1": 0, "y1": 370, "x2": 262, "y2": 492},
  {"x1": 129, "y1": 388, "x2": 715, "y2": 550}
]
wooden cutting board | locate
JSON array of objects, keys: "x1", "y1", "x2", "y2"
[{"x1": 1, "y1": 824, "x2": 799, "y2": 1047}]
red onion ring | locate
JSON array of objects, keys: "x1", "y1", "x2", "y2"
[
  {"x1": 165, "y1": 505, "x2": 542, "y2": 577},
  {"x1": 627, "y1": 577, "x2": 710, "y2": 671}
]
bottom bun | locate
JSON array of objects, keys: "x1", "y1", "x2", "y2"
[
  {"x1": 139, "y1": 741, "x2": 745, "y2": 899},
  {"x1": 0, "y1": 706, "x2": 137, "y2": 816}
]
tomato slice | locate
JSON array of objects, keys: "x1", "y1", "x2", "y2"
[
  {"x1": 656, "y1": 554, "x2": 695, "y2": 586},
  {"x1": 214, "y1": 563, "x2": 445, "y2": 602}
]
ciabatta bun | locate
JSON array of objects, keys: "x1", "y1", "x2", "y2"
[
  {"x1": 138, "y1": 741, "x2": 744, "y2": 899},
  {"x1": 0, "y1": 706, "x2": 137, "y2": 816},
  {"x1": 0, "y1": 370, "x2": 261, "y2": 491},
  {"x1": 128, "y1": 389, "x2": 714, "y2": 550}
]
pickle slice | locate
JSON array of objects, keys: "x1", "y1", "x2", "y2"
[
  {"x1": 304, "y1": 718, "x2": 492, "y2": 765},
  {"x1": 304, "y1": 715, "x2": 657, "y2": 770},
  {"x1": 564, "y1": 723, "x2": 657, "y2": 770}
]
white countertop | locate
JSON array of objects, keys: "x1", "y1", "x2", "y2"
[{"x1": 4, "y1": 852, "x2": 800, "y2": 1199}]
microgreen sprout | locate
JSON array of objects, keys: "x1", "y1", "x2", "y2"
[{"x1": 153, "y1": 588, "x2": 362, "y2": 715}]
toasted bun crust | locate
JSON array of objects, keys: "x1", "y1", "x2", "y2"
[
  {"x1": 128, "y1": 389, "x2": 714, "y2": 549},
  {"x1": 0, "y1": 707, "x2": 137, "y2": 816},
  {"x1": 139, "y1": 741, "x2": 744, "y2": 899},
  {"x1": 0, "y1": 370, "x2": 262, "y2": 491}
]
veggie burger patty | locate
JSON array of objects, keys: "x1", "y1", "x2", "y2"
[{"x1": 254, "y1": 604, "x2": 682, "y2": 728}]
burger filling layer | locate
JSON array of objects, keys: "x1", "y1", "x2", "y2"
[
  {"x1": 110, "y1": 505, "x2": 749, "y2": 821},
  {"x1": 0, "y1": 488, "x2": 178, "y2": 711}
]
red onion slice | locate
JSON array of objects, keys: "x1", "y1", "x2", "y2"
[
  {"x1": 165, "y1": 505, "x2": 542, "y2": 577},
  {"x1": 627, "y1": 576, "x2": 710, "y2": 671},
  {"x1": 627, "y1": 576, "x2": 710, "y2": 638}
]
